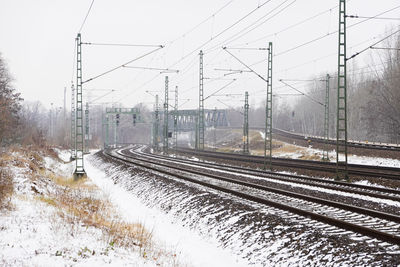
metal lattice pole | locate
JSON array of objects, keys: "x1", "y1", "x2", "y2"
[
  {"x1": 174, "y1": 86, "x2": 178, "y2": 152},
  {"x1": 195, "y1": 116, "x2": 199, "y2": 149},
  {"x1": 114, "y1": 113, "x2": 118, "y2": 147},
  {"x1": 198, "y1": 50, "x2": 205, "y2": 150},
  {"x1": 243, "y1": 91, "x2": 249, "y2": 154},
  {"x1": 337, "y1": 0, "x2": 349, "y2": 180},
  {"x1": 84, "y1": 102, "x2": 89, "y2": 153},
  {"x1": 264, "y1": 42, "x2": 273, "y2": 170},
  {"x1": 74, "y1": 33, "x2": 85, "y2": 176},
  {"x1": 163, "y1": 76, "x2": 169, "y2": 154},
  {"x1": 323, "y1": 74, "x2": 331, "y2": 161},
  {"x1": 154, "y1": 94, "x2": 159, "y2": 151},
  {"x1": 70, "y1": 83, "x2": 76, "y2": 160},
  {"x1": 105, "y1": 113, "x2": 109, "y2": 148},
  {"x1": 213, "y1": 108, "x2": 217, "y2": 151}
]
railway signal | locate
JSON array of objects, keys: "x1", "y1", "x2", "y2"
[
  {"x1": 116, "y1": 113, "x2": 120, "y2": 126},
  {"x1": 104, "y1": 108, "x2": 141, "y2": 147}
]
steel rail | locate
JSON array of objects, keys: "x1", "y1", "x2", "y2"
[
  {"x1": 103, "y1": 148, "x2": 400, "y2": 245},
  {"x1": 175, "y1": 148, "x2": 400, "y2": 180},
  {"x1": 119, "y1": 147, "x2": 400, "y2": 223},
  {"x1": 222, "y1": 126, "x2": 400, "y2": 151},
  {"x1": 131, "y1": 146, "x2": 400, "y2": 202}
]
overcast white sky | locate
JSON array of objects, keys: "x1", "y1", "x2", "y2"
[{"x1": 0, "y1": 0, "x2": 399, "y2": 110}]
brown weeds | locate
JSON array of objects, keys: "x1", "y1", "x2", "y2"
[
  {"x1": 2, "y1": 145, "x2": 160, "y2": 262},
  {"x1": 0, "y1": 168, "x2": 13, "y2": 210},
  {"x1": 40, "y1": 170, "x2": 154, "y2": 253}
]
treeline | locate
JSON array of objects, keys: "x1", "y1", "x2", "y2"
[
  {"x1": 2, "y1": 32, "x2": 399, "y2": 148},
  {"x1": 0, "y1": 53, "x2": 23, "y2": 146},
  {"x1": 225, "y1": 32, "x2": 400, "y2": 144},
  {"x1": 0, "y1": 52, "x2": 152, "y2": 149},
  {"x1": 273, "y1": 33, "x2": 400, "y2": 144},
  {"x1": 0, "y1": 53, "x2": 82, "y2": 148}
]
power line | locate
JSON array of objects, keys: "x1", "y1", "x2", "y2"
[
  {"x1": 168, "y1": 0, "x2": 235, "y2": 45},
  {"x1": 90, "y1": 90, "x2": 116, "y2": 104},
  {"x1": 168, "y1": 0, "x2": 273, "y2": 68},
  {"x1": 179, "y1": 99, "x2": 192, "y2": 108},
  {"x1": 346, "y1": 15, "x2": 400, "y2": 21},
  {"x1": 214, "y1": 68, "x2": 252, "y2": 72},
  {"x1": 238, "y1": 3, "x2": 340, "y2": 46},
  {"x1": 122, "y1": 66, "x2": 179, "y2": 73},
  {"x1": 217, "y1": 99, "x2": 243, "y2": 114},
  {"x1": 370, "y1": 47, "x2": 400, "y2": 51},
  {"x1": 205, "y1": 0, "x2": 296, "y2": 53},
  {"x1": 81, "y1": 42, "x2": 163, "y2": 48},
  {"x1": 114, "y1": 1, "x2": 263, "y2": 103},
  {"x1": 113, "y1": 1, "x2": 274, "y2": 104},
  {"x1": 222, "y1": 47, "x2": 268, "y2": 50},
  {"x1": 223, "y1": 47, "x2": 268, "y2": 83},
  {"x1": 275, "y1": 5, "x2": 400, "y2": 57},
  {"x1": 204, "y1": 79, "x2": 237, "y2": 100},
  {"x1": 218, "y1": 0, "x2": 297, "y2": 47},
  {"x1": 78, "y1": 0, "x2": 95, "y2": 33},
  {"x1": 125, "y1": 1, "x2": 234, "y2": 88},
  {"x1": 83, "y1": 46, "x2": 164, "y2": 84},
  {"x1": 347, "y1": 28, "x2": 400, "y2": 61},
  {"x1": 279, "y1": 80, "x2": 324, "y2": 106},
  {"x1": 279, "y1": 78, "x2": 326, "y2": 82},
  {"x1": 273, "y1": 93, "x2": 303, "y2": 96},
  {"x1": 240, "y1": 33, "x2": 392, "y2": 75}
]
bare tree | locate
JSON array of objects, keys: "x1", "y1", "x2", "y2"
[{"x1": 0, "y1": 53, "x2": 23, "y2": 146}]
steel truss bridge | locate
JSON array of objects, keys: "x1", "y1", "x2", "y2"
[{"x1": 167, "y1": 109, "x2": 229, "y2": 132}]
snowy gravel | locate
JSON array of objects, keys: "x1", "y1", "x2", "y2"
[{"x1": 92, "y1": 150, "x2": 400, "y2": 266}]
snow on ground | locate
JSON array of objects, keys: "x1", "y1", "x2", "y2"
[
  {"x1": 258, "y1": 131, "x2": 400, "y2": 168},
  {"x1": 88, "y1": 151, "x2": 400, "y2": 266},
  {"x1": 85, "y1": 155, "x2": 247, "y2": 267},
  {"x1": 0, "y1": 197, "x2": 150, "y2": 267},
  {"x1": 144, "y1": 151, "x2": 400, "y2": 208},
  {"x1": 0, "y1": 148, "x2": 251, "y2": 266},
  {"x1": 344, "y1": 154, "x2": 400, "y2": 168},
  {"x1": 0, "y1": 148, "x2": 181, "y2": 266},
  {"x1": 53, "y1": 147, "x2": 71, "y2": 162},
  {"x1": 2, "y1": 147, "x2": 399, "y2": 266}
]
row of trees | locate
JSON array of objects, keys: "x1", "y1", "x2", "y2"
[
  {"x1": 0, "y1": 53, "x2": 23, "y2": 145},
  {"x1": 1, "y1": 32, "x2": 399, "y2": 148},
  {"x1": 237, "y1": 32, "x2": 400, "y2": 144},
  {"x1": 275, "y1": 33, "x2": 400, "y2": 144}
]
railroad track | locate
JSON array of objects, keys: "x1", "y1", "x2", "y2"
[
  {"x1": 134, "y1": 146, "x2": 400, "y2": 202},
  {"x1": 228, "y1": 127, "x2": 400, "y2": 152},
  {"x1": 103, "y1": 146, "x2": 400, "y2": 245},
  {"x1": 175, "y1": 147, "x2": 400, "y2": 180},
  {"x1": 272, "y1": 128, "x2": 400, "y2": 152}
]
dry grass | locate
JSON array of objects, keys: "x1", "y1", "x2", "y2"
[
  {"x1": 273, "y1": 143, "x2": 299, "y2": 154},
  {"x1": 40, "y1": 168, "x2": 155, "y2": 254},
  {"x1": 35, "y1": 195, "x2": 57, "y2": 207},
  {"x1": 218, "y1": 129, "x2": 325, "y2": 162},
  {"x1": 216, "y1": 147, "x2": 236, "y2": 153},
  {"x1": 299, "y1": 153, "x2": 321, "y2": 161},
  {"x1": 0, "y1": 168, "x2": 13, "y2": 210},
  {"x1": 2, "y1": 145, "x2": 175, "y2": 264}
]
